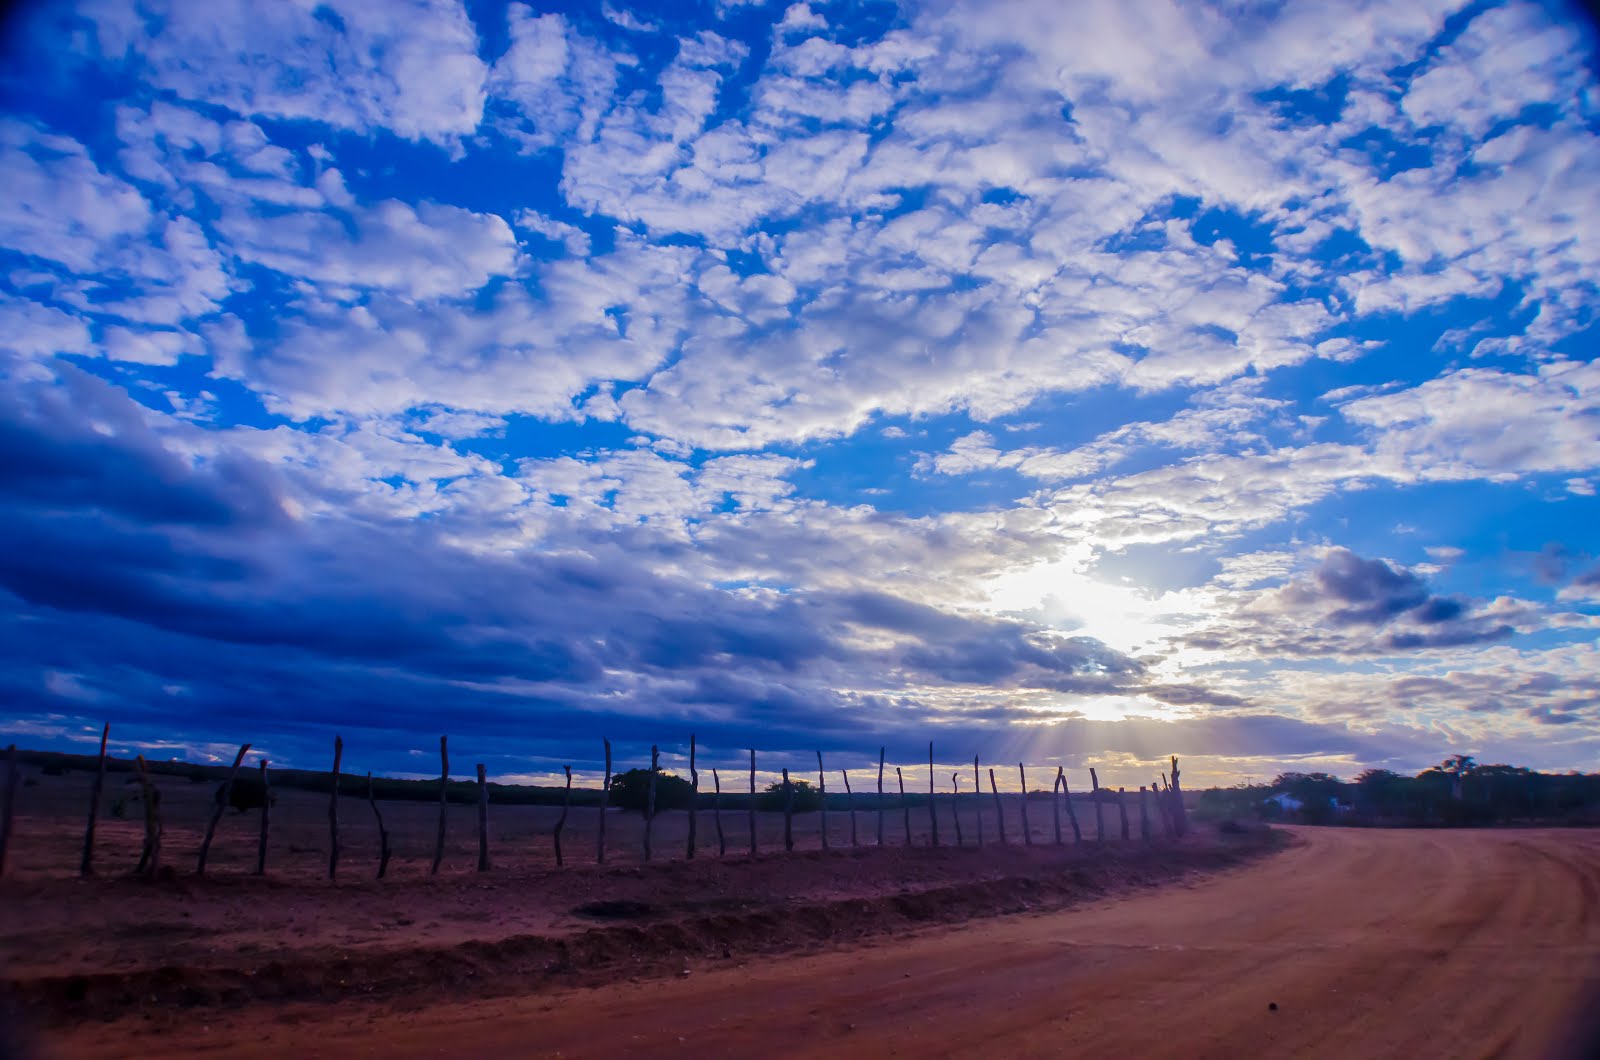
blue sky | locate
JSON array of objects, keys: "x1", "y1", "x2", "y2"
[{"x1": 1, "y1": 0, "x2": 1597, "y2": 788}]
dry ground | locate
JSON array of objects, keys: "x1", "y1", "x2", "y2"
[{"x1": 6, "y1": 763, "x2": 1597, "y2": 1058}]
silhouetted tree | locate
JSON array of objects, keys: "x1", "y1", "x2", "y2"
[{"x1": 609, "y1": 768, "x2": 692, "y2": 813}]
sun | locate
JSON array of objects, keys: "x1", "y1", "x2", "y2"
[{"x1": 981, "y1": 558, "x2": 1177, "y2": 657}]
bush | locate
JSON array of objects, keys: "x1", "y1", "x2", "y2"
[{"x1": 608, "y1": 768, "x2": 694, "y2": 813}]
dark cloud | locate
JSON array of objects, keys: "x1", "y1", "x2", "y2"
[
  {"x1": 1292, "y1": 549, "x2": 1428, "y2": 625},
  {"x1": 1178, "y1": 547, "x2": 1521, "y2": 659},
  {"x1": 0, "y1": 358, "x2": 1239, "y2": 771}
]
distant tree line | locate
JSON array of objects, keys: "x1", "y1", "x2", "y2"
[{"x1": 1195, "y1": 755, "x2": 1600, "y2": 827}]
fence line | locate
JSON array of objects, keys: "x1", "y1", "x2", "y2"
[{"x1": 0, "y1": 725, "x2": 1195, "y2": 881}]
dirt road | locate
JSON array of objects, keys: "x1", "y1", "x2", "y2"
[{"x1": 44, "y1": 827, "x2": 1600, "y2": 1059}]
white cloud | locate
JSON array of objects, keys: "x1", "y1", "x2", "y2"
[
  {"x1": 216, "y1": 199, "x2": 517, "y2": 301},
  {"x1": 91, "y1": 0, "x2": 490, "y2": 145}
]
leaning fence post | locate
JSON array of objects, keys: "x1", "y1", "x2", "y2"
[
  {"x1": 1018, "y1": 763, "x2": 1033, "y2": 846},
  {"x1": 80, "y1": 723, "x2": 110, "y2": 877},
  {"x1": 988, "y1": 768, "x2": 1007, "y2": 844},
  {"x1": 598, "y1": 738, "x2": 612, "y2": 865},
  {"x1": 1170, "y1": 756, "x2": 1189, "y2": 837},
  {"x1": 928, "y1": 743, "x2": 940, "y2": 847},
  {"x1": 973, "y1": 756, "x2": 984, "y2": 846},
  {"x1": 782, "y1": 767, "x2": 794, "y2": 852},
  {"x1": 476, "y1": 763, "x2": 490, "y2": 872},
  {"x1": 256, "y1": 759, "x2": 270, "y2": 875},
  {"x1": 368, "y1": 771, "x2": 391, "y2": 878},
  {"x1": 1117, "y1": 787, "x2": 1130, "y2": 840},
  {"x1": 198, "y1": 742, "x2": 252, "y2": 875},
  {"x1": 876, "y1": 748, "x2": 886, "y2": 847},
  {"x1": 816, "y1": 751, "x2": 829, "y2": 851},
  {"x1": 688, "y1": 735, "x2": 698, "y2": 860},
  {"x1": 645, "y1": 745, "x2": 659, "y2": 862},
  {"x1": 951, "y1": 774, "x2": 965, "y2": 846},
  {"x1": 1090, "y1": 767, "x2": 1105, "y2": 842},
  {"x1": 1138, "y1": 785, "x2": 1152, "y2": 842},
  {"x1": 1059, "y1": 766, "x2": 1082, "y2": 843},
  {"x1": 553, "y1": 765, "x2": 572, "y2": 867},
  {"x1": 897, "y1": 766, "x2": 911, "y2": 845},
  {"x1": 0, "y1": 745, "x2": 17, "y2": 878},
  {"x1": 1157, "y1": 778, "x2": 1174, "y2": 839},
  {"x1": 1051, "y1": 771, "x2": 1063, "y2": 845},
  {"x1": 713, "y1": 768, "x2": 726, "y2": 856},
  {"x1": 328, "y1": 736, "x2": 343, "y2": 880},
  {"x1": 431, "y1": 736, "x2": 448, "y2": 875},
  {"x1": 841, "y1": 770, "x2": 857, "y2": 847},
  {"x1": 748, "y1": 749, "x2": 758, "y2": 856},
  {"x1": 134, "y1": 754, "x2": 161, "y2": 879}
]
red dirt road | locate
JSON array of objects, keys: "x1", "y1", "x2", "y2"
[{"x1": 46, "y1": 827, "x2": 1600, "y2": 1059}]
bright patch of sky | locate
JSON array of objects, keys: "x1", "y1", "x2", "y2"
[{"x1": 1, "y1": 0, "x2": 1597, "y2": 787}]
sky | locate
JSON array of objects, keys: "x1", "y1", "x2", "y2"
[{"x1": 0, "y1": 0, "x2": 1597, "y2": 790}]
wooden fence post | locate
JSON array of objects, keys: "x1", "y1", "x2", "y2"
[
  {"x1": 476, "y1": 763, "x2": 490, "y2": 872},
  {"x1": 897, "y1": 766, "x2": 910, "y2": 845},
  {"x1": 645, "y1": 745, "x2": 659, "y2": 862},
  {"x1": 876, "y1": 748, "x2": 886, "y2": 847},
  {"x1": 1051, "y1": 771, "x2": 1063, "y2": 845},
  {"x1": 553, "y1": 765, "x2": 572, "y2": 867},
  {"x1": 973, "y1": 756, "x2": 984, "y2": 846},
  {"x1": 1018, "y1": 763, "x2": 1033, "y2": 846},
  {"x1": 79, "y1": 723, "x2": 110, "y2": 876},
  {"x1": 988, "y1": 768, "x2": 1007, "y2": 844},
  {"x1": 928, "y1": 742, "x2": 940, "y2": 847},
  {"x1": 1117, "y1": 787, "x2": 1130, "y2": 840},
  {"x1": 1059, "y1": 767, "x2": 1082, "y2": 843},
  {"x1": 0, "y1": 745, "x2": 17, "y2": 878},
  {"x1": 1138, "y1": 785, "x2": 1152, "y2": 842},
  {"x1": 748, "y1": 749, "x2": 757, "y2": 856},
  {"x1": 1090, "y1": 767, "x2": 1105, "y2": 843},
  {"x1": 816, "y1": 751, "x2": 828, "y2": 851},
  {"x1": 841, "y1": 770, "x2": 857, "y2": 847},
  {"x1": 134, "y1": 754, "x2": 161, "y2": 879},
  {"x1": 712, "y1": 768, "x2": 726, "y2": 856},
  {"x1": 598, "y1": 738, "x2": 612, "y2": 865},
  {"x1": 687, "y1": 735, "x2": 698, "y2": 861},
  {"x1": 197, "y1": 742, "x2": 252, "y2": 875},
  {"x1": 328, "y1": 736, "x2": 343, "y2": 880},
  {"x1": 1156, "y1": 778, "x2": 1174, "y2": 839},
  {"x1": 368, "y1": 771, "x2": 391, "y2": 878},
  {"x1": 256, "y1": 760, "x2": 270, "y2": 875},
  {"x1": 782, "y1": 767, "x2": 794, "y2": 852},
  {"x1": 431, "y1": 736, "x2": 448, "y2": 875},
  {"x1": 951, "y1": 774, "x2": 965, "y2": 846},
  {"x1": 1170, "y1": 756, "x2": 1189, "y2": 837}
]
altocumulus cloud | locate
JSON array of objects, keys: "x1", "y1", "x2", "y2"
[{"x1": 0, "y1": 0, "x2": 1596, "y2": 781}]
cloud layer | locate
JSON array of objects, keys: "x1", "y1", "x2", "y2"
[{"x1": 0, "y1": 0, "x2": 1596, "y2": 782}]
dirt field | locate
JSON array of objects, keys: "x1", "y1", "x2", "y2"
[
  {"x1": 10, "y1": 826, "x2": 1600, "y2": 1059},
  {"x1": 6, "y1": 759, "x2": 1598, "y2": 1058}
]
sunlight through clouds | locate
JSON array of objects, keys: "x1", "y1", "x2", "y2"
[{"x1": 0, "y1": 0, "x2": 1596, "y2": 780}]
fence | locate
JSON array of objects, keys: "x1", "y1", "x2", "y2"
[{"x1": 0, "y1": 731, "x2": 1191, "y2": 881}]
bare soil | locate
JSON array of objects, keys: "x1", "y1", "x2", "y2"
[{"x1": 11, "y1": 764, "x2": 1595, "y2": 1059}]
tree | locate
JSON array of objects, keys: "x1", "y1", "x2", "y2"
[
  {"x1": 756, "y1": 778, "x2": 822, "y2": 813},
  {"x1": 608, "y1": 768, "x2": 693, "y2": 813},
  {"x1": 1354, "y1": 769, "x2": 1407, "y2": 816}
]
